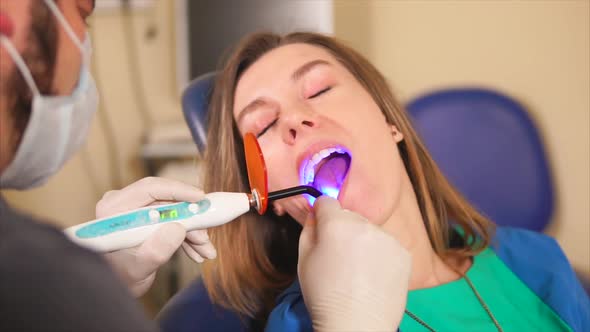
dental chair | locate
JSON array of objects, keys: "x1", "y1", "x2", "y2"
[
  {"x1": 157, "y1": 72, "x2": 252, "y2": 332},
  {"x1": 406, "y1": 87, "x2": 590, "y2": 294},
  {"x1": 406, "y1": 88, "x2": 553, "y2": 231},
  {"x1": 180, "y1": 72, "x2": 216, "y2": 155},
  {"x1": 159, "y1": 81, "x2": 589, "y2": 332}
]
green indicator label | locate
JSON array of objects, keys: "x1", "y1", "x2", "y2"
[
  {"x1": 160, "y1": 209, "x2": 179, "y2": 220},
  {"x1": 76, "y1": 200, "x2": 212, "y2": 239}
]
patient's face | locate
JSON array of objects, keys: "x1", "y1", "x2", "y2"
[{"x1": 233, "y1": 43, "x2": 409, "y2": 226}]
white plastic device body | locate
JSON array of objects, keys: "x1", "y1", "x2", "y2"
[{"x1": 64, "y1": 192, "x2": 250, "y2": 252}]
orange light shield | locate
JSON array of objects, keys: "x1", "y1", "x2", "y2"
[{"x1": 243, "y1": 133, "x2": 268, "y2": 214}]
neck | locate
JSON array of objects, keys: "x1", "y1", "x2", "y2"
[{"x1": 381, "y1": 179, "x2": 470, "y2": 290}]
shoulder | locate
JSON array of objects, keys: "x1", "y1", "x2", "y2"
[
  {"x1": 1, "y1": 200, "x2": 83, "y2": 258},
  {"x1": 1, "y1": 202, "x2": 102, "y2": 271},
  {"x1": 491, "y1": 226, "x2": 575, "y2": 279},
  {"x1": 0, "y1": 201, "x2": 158, "y2": 332},
  {"x1": 492, "y1": 226, "x2": 561, "y2": 253},
  {"x1": 491, "y1": 226, "x2": 590, "y2": 331},
  {"x1": 265, "y1": 280, "x2": 313, "y2": 332}
]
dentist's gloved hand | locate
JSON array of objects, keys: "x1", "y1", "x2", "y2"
[
  {"x1": 298, "y1": 196, "x2": 412, "y2": 332},
  {"x1": 95, "y1": 177, "x2": 217, "y2": 297}
]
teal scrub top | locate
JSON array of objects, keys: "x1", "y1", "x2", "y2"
[
  {"x1": 263, "y1": 227, "x2": 590, "y2": 332},
  {"x1": 400, "y1": 248, "x2": 572, "y2": 331}
]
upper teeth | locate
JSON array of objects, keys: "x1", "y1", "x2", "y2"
[{"x1": 302, "y1": 147, "x2": 347, "y2": 185}]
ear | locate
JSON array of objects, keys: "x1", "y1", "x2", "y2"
[
  {"x1": 0, "y1": 12, "x2": 15, "y2": 37},
  {"x1": 272, "y1": 201, "x2": 286, "y2": 216},
  {"x1": 390, "y1": 124, "x2": 404, "y2": 143}
]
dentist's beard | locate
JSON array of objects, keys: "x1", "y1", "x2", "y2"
[{"x1": 5, "y1": 2, "x2": 57, "y2": 154}]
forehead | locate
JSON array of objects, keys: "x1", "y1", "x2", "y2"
[{"x1": 233, "y1": 44, "x2": 340, "y2": 108}]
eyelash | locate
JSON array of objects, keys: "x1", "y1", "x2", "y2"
[
  {"x1": 309, "y1": 87, "x2": 331, "y2": 99},
  {"x1": 255, "y1": 87, "x2": 332, "y2": 137},
  {"x1": 257, "y1": 118, "x2": 278, "y2": 138}
]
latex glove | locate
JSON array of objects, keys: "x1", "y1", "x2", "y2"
[
  {"x1": 95, "y1": 177, "x2": 217, "y2": 297},
  {"x1": 298, "y1": 196, "x2": 412, "y2": 332}
]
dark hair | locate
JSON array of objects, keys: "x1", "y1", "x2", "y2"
[{"x1": 5, "y1": 3, "x2": 58, "y2": 149}]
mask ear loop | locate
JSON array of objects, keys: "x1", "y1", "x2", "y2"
[
  {"x1": 43, "y1": 0, "x2": 84, "y2": 52},
  {"x1": 0, "y1": 35, "x2": 41, "y2": 96}
]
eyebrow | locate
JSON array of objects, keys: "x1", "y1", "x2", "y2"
[
  {"x1": 291, "y1": 59, "x2": 331, "y2": 82},
  {"x1": 237, "y1": 98, "x2": 269, "y2": 124},
  {"x1": 236, "y1": 59, "x2": 331, "y2": 123}
]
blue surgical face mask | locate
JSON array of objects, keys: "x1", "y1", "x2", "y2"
[{"x1": 0, "y1": 0, "x2": 99, "y2": 190}]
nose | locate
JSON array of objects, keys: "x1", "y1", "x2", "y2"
[{"x1": 280, "y1": 110, "x2": 316, "y2": 145}]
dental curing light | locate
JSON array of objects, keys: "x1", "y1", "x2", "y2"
[{"x1": 64, "y1": 133, "x2": 322, "y2": 252}]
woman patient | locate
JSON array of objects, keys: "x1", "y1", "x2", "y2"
[{"x1": 200, "y1": 32, "x2": 589, "y2": 331}]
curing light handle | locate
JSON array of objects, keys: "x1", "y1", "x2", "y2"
[{"x1": 64, "y1": 192, "x2": 250, "y2": 253}]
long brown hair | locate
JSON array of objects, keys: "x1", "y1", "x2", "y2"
[{"x1": 201, "y1": 32, "x2": 494, "y2": 324}]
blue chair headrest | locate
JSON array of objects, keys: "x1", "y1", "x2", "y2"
[
  {"x1": 182, "y1": 72, "x2": 217, "y2": 154},
  {"x1": 157, "y1": 278, "x2": 250, "y2": 332},
  {"x1": 406, "y1": 88, "x2": 554, "y2": 231}
]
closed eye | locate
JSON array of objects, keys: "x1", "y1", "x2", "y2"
[
  {"x1": 257, "y1": 118, "x2": 278, "y2": 138},
  {"x1": 308, "y1": 87, "x2": 331, "y2": 99}
]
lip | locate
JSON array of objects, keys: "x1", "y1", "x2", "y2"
[{"x1": 297, "y1": 141, "x2": 352, "y2": 188}]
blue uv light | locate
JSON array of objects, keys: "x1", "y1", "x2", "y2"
[{"x1": 307, "y1": 184, "x2": 340, "y2": 205}]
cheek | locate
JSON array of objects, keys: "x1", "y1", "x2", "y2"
[
  {"x1": 261, "y1": 145, "x2": 312, "y2": 225},
  {"x1": 51, "y1": 35, "x2": 82, "y2": 94},
  {"x1": 259, "y1": 144, "x2": 298, "y2": 191},
  {"x1": 280, "y1": 196, "x2": 311, "y2": 226},
  {"x1": 338, "y1": 112, "x2": 408, "y2": 224},
  {"x1": 341, "y1": 151, "x2": 406, "y2": 225},
  {"x1": 52, "y1": 4, "x2": 86, "y2": 95}
]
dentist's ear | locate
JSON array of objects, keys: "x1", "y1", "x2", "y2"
[
  {"x1": 0, "y1": 12, "x2": 15, "y2": 37},
  {"x1": 390, "y1": 125, "x2": 404, "y2": 142}
]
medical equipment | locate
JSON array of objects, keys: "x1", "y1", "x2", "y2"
[{"x1": 65, "y1": 133, "x2": 321, "y2": 252}]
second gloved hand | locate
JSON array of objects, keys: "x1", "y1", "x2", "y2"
[
  {"x1": 95, "y1": 177, "x2": 217, "y2": 297},
  {"x1": 298, "y1": 196, "x2": 412, "y2": 332}
]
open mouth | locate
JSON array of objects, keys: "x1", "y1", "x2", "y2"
[{"x1": 301, "y1": 147, "x2": 352, "y2": 198}]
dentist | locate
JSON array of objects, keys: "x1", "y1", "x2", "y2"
[
  {"x1": 0, "y1": 1, "x2": 410, "y2": 332},
  {"x1": 0, "y1": 1, "x2": 215, "y2": 331}
]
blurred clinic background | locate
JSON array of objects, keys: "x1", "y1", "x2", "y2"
[{"x1": 2, "y1": 0, "x2": 588, "y2": 316}]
